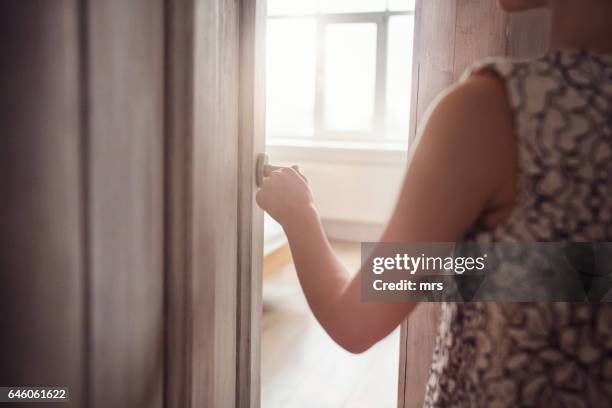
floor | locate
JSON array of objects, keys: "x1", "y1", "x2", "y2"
[{"x1": 261, "y1": 241, "x2": 400, "y2": 408}]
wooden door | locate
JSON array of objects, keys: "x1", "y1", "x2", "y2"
[
  {"x1": 165, "y1": 0, "x2": 266, "y2": 407},
  {"x1": 237, "y1": 0, "x2": 267, "y2": 407},
  {"x1": 1, "y1": 0, "x2": 265, "y2": 407},
  {"x1": 398, "y1": 2, "x2": 550, "y2": 407},
  {"x1": 0, "y1": 1, "x2": 165, "y2": 407},
  {"x1": 87, "y1": 1, "x2": 165, "y2": 407}
]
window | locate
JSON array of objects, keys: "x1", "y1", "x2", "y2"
[{"x1": 266, "y1": 0, "x2": 415, "y2": 145}]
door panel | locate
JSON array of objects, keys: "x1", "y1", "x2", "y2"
[
  {"x1": 86, "y1": 1, "x2": 165, "y2": 407},
  {"x1": 191, "y1": 0, "x2": 240, "y2": 406},
  {"x1": 165, "y1": 0, "x2": 247, "y2": 407},
  {"x1": 1, "y1": 0, "x2": 264, "y2": 406}
]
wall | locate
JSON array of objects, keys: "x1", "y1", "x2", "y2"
[{"x1": 268, "y1": 143, "x2": 407, "y2": 241}]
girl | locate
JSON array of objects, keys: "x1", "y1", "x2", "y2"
[{"x1": 256, "y1": 0, "x2": 612, "y2": 405}]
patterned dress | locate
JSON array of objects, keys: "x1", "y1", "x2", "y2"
[{"x1": 423, "y1": 50, "x2": 612, "y2": 407}]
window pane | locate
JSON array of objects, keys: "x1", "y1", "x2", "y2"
[
  {"x1": 387, "y1": 0, "x2": 416, "y2": 11},
  {"x1": 324, "y1": 23, "x2": 377, "y2": 131},
  {"x1": 319, "y1": 0, "x2": 385, "y2": 14},
  {"x1": 266, "y1": 19, "x2": 316, "y2": 137},
  {"x1": 268, "y1": 0, "x2": 317, "y2": 16},
  {"x1": 386, "y1": 15, "x2": 414, "y2": 140}
]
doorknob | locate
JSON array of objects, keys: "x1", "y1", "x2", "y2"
[{"x1": 255, "y1": 153, "x2": 288, "y2": 187}]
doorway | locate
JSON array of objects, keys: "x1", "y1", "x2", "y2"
[{"x1": 260, "y1": 1, "x2": 416, "y2": 406}]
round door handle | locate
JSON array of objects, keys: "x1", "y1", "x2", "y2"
[{"x1": 255, "y1": 153, "x2": 289, "y2": 187}]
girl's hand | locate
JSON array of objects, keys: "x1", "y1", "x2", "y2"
[{"x1": 255, "y1": 166, "x2": 316, "y2": 227}]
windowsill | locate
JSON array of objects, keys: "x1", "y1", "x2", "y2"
[{"x1": 266, "y1": 137, "x2": 409, "y2": 166}]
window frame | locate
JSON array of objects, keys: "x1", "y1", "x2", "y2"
[{"x1": 267, "y1": 8, "x2": 415, "y2": 144}]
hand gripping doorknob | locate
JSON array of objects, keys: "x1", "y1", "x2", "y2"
[{"x1": 255, "y1": 153, "x2": 291, "y2": 187}]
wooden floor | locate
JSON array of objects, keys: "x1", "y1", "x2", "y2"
[{"x1": 261, "y1": 241, "x2": 399, "y2": 408}]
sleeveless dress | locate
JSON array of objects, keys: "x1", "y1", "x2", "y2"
[{"x1": 423, "y1": 50, "x2": 612, "y2": 407}]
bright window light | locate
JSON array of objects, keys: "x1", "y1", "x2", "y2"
[
  {"x1": 386, "y1": 15, "x2": 415, "y2": 140},
  {"x1": 266, "y1": 3, "x2": 415, "y2": 145},
  {"x1": 324, "y1": 23, "x2": 377, "y2": 131},
  {"x1": 266, "y1": 18, "x2": 316, "y2": 137},
  {"x1": 267, "y1": 0, "x2": 317, "y2": 16},
  {"x1": 319, "y1": 0, "x2": 386, "y2": 14},
  {"x1": 387, "y1": 0, "x2": 416, "y2": 11}
]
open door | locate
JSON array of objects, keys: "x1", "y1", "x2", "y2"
[
  {"x1": 165, "y1": 0, "x2": 266, "y2": 407},
  {"x1": 3, "y1": 0, "x2": 265, "y2": 406}
]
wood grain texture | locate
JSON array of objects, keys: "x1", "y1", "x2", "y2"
[
  {"x1": 399, "y1": 305, "x2": 442, "y2": 408},
  {"x1": 237, "y1": 0, "x2": 267, "y2": 407},
  {"x1": 453, "y1": 0, "x2": 507, "y2": 77},
  {"x1": 0, "y1": 2, "x2": 84, "y2": 407},
  {"x1": 399, "y1": 2, "x2": 549, "y2": 407},
  {"x1": 399, "y1": 2, "x2": 457, "y2": 406},
  {"x1": 166, "y1": 1, "x2": 261, "y2": 407},
  {"x1": 190, "y1": 0, "x2": 240, "y2": 406},
  {"x1": 86, "y1": 1, "x2": 165, "y2": 407},
  {"x1": 164, "y1": 1, "x2": 195, "y2": 407},
  {"x1": 410, "y1": 0, "x2": 457, "y2": 132}
]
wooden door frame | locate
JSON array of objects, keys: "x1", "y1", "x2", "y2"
[{"x1": 165, "y1": 0, "x2": 265, "y2": 407}]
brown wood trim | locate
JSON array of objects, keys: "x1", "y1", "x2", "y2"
[
  {"x1": 398, "y1": 0, "x2": 424, "y2": 405},
  {"x1": 397, "y1": 319, "x2": 408, "y2": 408},
  {"x1": 237, "y1": 1, "x2": 267, "y2": 407},
  {"x1": 166, "y1": 0, "x2": 247, "y2": 407},
  {"x1": 189, "y1": 0, "x2": 241, "y2": 405}
]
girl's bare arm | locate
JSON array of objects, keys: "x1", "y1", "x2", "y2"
[{"x1": 256, "y1": 74, "x2": 515, "y2": 353}]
